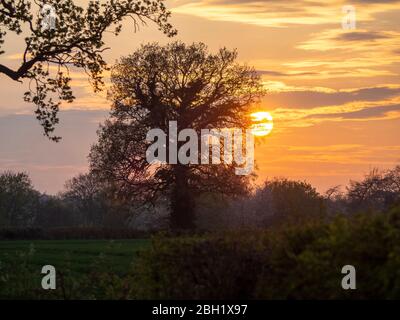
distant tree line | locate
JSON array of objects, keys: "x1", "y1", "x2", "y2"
[
  {"x1": 0, "y1": 165, "x2": 399, "y2": 232},
  {"x1": 0, "y1": 171, "x2": 125, "y2": 229}
]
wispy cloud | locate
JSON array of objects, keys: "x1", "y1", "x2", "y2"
[
  {"x1": 172, "y1": 0, "x2": 400, "y2": 28},
  {"x1": 263, "y1": 85, "x2": 400, "y2": 108}
]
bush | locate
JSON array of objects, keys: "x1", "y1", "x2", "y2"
[
  {"x1": 130, "y1": 232, "x2": 265, "y2": 299},
  {"x1": 130, "y1": 207, "x2": 400, "y2": 299},
  {"x1": 256, "y1": 207, "x2": 400, "y2": 299},
  {"x1": 2, "y1": 207, "x2": 400, "y2": 299}
]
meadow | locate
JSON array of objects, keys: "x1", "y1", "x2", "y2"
[{"x1": 0, "y1": 239, "x2": 150, "y2": 273}]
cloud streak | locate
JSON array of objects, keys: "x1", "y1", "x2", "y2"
[{"x1": 172, "y1": 0, "x2": 400, "y2": 27}]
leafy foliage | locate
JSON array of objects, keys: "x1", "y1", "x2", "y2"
[
  {"x1": 347, "y1": 166, "x2": 400, "y2": 213},
  {"x1": 0, "y1": 171, "x2": 40, "y2": 227},
  {"x1": 261, "y1": 178, "x2": 326, "y2": 226},
  {"x1": 131, "y1": 207, "x2": 400, "y2": 299},
  {"x1": 90, "y1": 41, "x2": 264, "y2": 230},
  {"x1": 2, "y1": 207, "x2": 400, "y2": 299},
  {"x1": 0, "y1": 0, "x2": 176, "y2": 140}
]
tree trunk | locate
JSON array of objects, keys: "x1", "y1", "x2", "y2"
[{"x1": 170, "y1": 165, "x2": 196, "y2": 231}]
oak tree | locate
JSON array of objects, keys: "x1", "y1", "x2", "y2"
[{"x1": 89, "y1": 42, "x2": 264, "y2": 230}]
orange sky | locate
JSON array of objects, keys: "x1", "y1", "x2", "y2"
[{"x1": 0, "y1": 0, "x2": 399, "y2": 194}]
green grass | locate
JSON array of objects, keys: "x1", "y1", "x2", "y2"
[{"x1": 0, "y1": 239, "x2": 150, "y2": 275}]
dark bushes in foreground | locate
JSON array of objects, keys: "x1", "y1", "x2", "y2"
[
  {"x1": 2, "y1": 206, "x2": 400, "y2": 299},
  {"x1": 131, "y1": 206, "x2": 400, "y2": 299},
  {"x1": 132, "y1": 233, "x2": 265, "y2": 299}
]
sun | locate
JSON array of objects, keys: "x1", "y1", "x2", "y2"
[{"x1": 250, "y1": 111, "x2": 274, "y2": 137}]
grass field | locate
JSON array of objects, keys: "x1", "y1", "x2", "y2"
[{"x1": 0, "y1": 239, "x2": 150, "y2": 275}]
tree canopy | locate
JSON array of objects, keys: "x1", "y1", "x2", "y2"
[
  {"x1": 0, "y1": 0, "x2": 175, "y2": 140},
  {"x1": 90, "y1": 41, "x2": 265, "y2": 230},
  {"x1": 0, "y1": 171, "x2": 39, "y2": 226},
  {"x1": 347, "y1": 166, "x2": 400, "y2": 212}
]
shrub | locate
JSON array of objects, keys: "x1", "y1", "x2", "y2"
[
  {"x1": 2, "y1": 207, "x2": 400, "y2": 299},
  {"x1": 259, "y1": 207, "x2": 400, "y2": 299},
  {"x1": 130, "y1": 232, "x2": 265, "y2": 299},
  {"x1": 130, "y1": 207, "x2": 400, "y2": 300}
]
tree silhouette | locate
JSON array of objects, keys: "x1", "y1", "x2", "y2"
[
  {"x1": 0, "y1": 0, "x2": 175, "y2": 140},
  {"x1": 0, "y1": 171, "x2": 39, "y2": 226},
  {"x1": 90, "y1": 42, "x2": 264, "y2": 230},
  {"x1": 347, "y1": 166, "x2": 400, "y2": 212}
]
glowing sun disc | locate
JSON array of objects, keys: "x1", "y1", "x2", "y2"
[{"x1": 250, "y1": 112, "x2": 273, "y2": 136}]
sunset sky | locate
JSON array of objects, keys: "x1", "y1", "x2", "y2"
[{"x1": 0, "y1": 0, "x2": 399, "y2": 194}]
